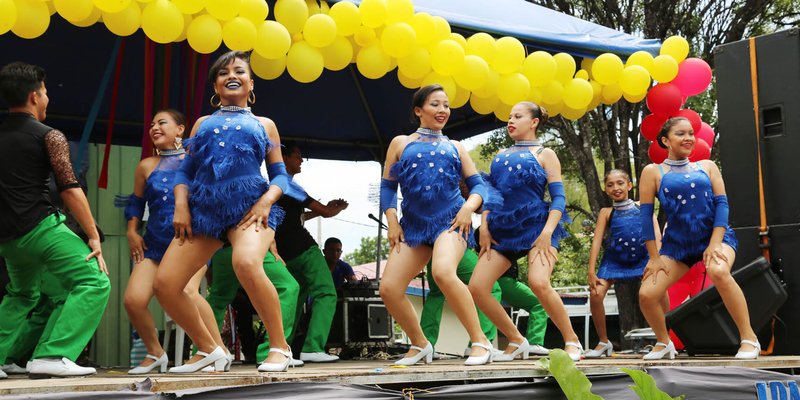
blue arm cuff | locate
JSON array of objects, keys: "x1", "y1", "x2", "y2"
[
  {"x1": 380, "y1": 178, "x2": 398, "y2": 214},
  {"x1": 548, "y1": 181, "x2": 566, "y2": 213},
  {"x1": 283, "y1": 180, "x2": 310, "y2": 203},
  {"x1": 465, "y1": 174, "x2": 488, "y2": 202},
  {"x1": 267, "y1": 162, "x2": 291, "y2": 194},
  {"x1": 713, "y1": 195, "x2": 729, "y2": 228},
  {"x1": 479, "y1": 172, "x2": 503, "y2": 212},
  {"x1": 640, "y1": 203, "x2": 656, "y2": 241},
  {"x1": 124, "y1": 194, "x2": 146, "y2": 221}
]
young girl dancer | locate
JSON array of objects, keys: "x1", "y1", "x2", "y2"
[
  {"x1": 638, "y1": 117, "x2": 759, "y2": 360},
  {"x1": 469, "y1": 101, "x2": 582, "y2": 361},
  {"x1": 379, "y1": 84, "x2": 493, "y2": 366}
]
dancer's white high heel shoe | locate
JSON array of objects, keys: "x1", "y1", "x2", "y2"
[
  {"x1": 258, "y1": 348, "x2": 292, "y2": 372},
  {"x1": 168, "y1": 347, "x2": 226, "y2": 373},
  {"x1": 128, "y1": 353, "x2": 168, "y2": 374},
  {"x1": 734, "y1": 339, "x2": 761, "y2": 359},
  {"x1": 394, "y1": 342, "x2": 433, "y2": 366},
  {"x1": 564, "y1": 341, "x2": 584, "y2": 362},
  {"x1": 584, "y1": 341, "x2": 613, "y2": 358},
  {"x1": 464, "y1": 342, "x2": 494, "y2": 366},
  {"x1": 493, "y1": 338, "x2": 530, "y2": 362},
  {"x1": 643, "y1": 341, "x2": 677, "y2": 360}
]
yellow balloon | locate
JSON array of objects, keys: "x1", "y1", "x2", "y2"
[
  {"x1": 354, "y1": 25, "x2": 376, "y2": 47},
  {"x1": 626, "y1": 50, "x2": 654, "y2": 71},
  {"x1": 71, "y1": 5, "x2": 101, "y2": 27},
  {"x1": 175, "y1": 13, "x2": 192, "y2": 42},
  {"x1": 397, "y1": 69, "x2": 424, "y2": 89},
  {"x1": 320, "y1": 1, "x2": 329, "y2": 14},
  {"x1": 103, "y1": 1, "x2": 141, "y2": 36},
  {"x1": 206, "y1": 0, "x2": 242, "y2": 21},
  {"x1": 450, "y1": 85, "x2": 470, "y2": 108},
  {"x1": 319, "y1": 36, "x2": 352, "y2": 71},
  {"x1": 562, "y1": 78, "x2": 593, "y2": 109},
  {"x1": 651, "y1": 54, "x2": 679, "y2": 83},
  {"x1": 619, "y1": 65, "x2": 651, "y2": 96},
  {"x1": 660, "y1": 35, "x2": 689, "y2": 63},
  {"x1": 303, "y1": 14, "x2": 336, "y2": 47},
  {"x1": 497, "y1": 72, "x2": 530, "y2": 106},
  {"x1": 287, "y1": 40, "x2": 324, "y2": 83},
  {"x1": 305, "y1": 0, "x2": 319, "y2": 15},
  {"x1": 410, "y1": 12, "x2": 434, "y2": 45},
  {"x1": 541, "y1": 101, "x2": 562, "y2": 117},
  {"x1": 522, "y1": 51, "x2": 556, "y2": 87},
  {"x1": 465, "y1": 33, "x2": 495, "y2": 65},
  {"x1": 472, "y1": 68, "x2": 499, "y2": 99},
  {"x1": 222, "y1": 17, "x2": 257, "y2": 51},
  {"x1": 580, "y1": 57, "x2": 594, "y2": 75},
  {"x1": 239, "y1": 0, "x2": 268, "y2": 24},
  {"x1": 46, "y1": 0, "x2": 56, "y2": 16},
  {"x1": 453, "y1": 54, "x2": 489, "y2": 91},
  {"x1": 591, "y1": 53, "x2": 623, "y2": 85},
  {"x1": 172, "y1": 0, "x2": 205, "y2": 15},
  {"x1": 590, "y1": 80, "x2": 602, "y2": 100},
  {"x1": 381, "y1": 22, "x2": 415, "y2": 58},
  {"x1": 574, "y1": 69, "x2": 589, "y2": 80},
  {"x1": 397, "y1": 46, "x2": 431, "y2": 79},
  {"x1": 386, "y1": 0, "x2": 413, "y2": 23},
  {"x1": 251, "y1": 53, "x2": 286, "y2": 80},
  {"x1": 561, "y1": 105, "x2": 585, "y2": 121},
  {"x1": 541, "y1": 80, "x2": 564, "y2": 104},
  {"x1": 187, "y1": 14, "x2": 222, "y2": 53},
  {"x1": 12, "y1": 0, "x2": 50, "y2": 39},
  {"x1": 623, "y1": 91, "x2": 646, "y2": 103},
  {"x1": 600, "y1": 83, "x2": 622, "y2": 104},
  {"x1": 54, "y1": 0, "x2": 93, "y2": 22},
  {"x1": 527, "y1": 86, "x2": 542, "y2": 104},
  {"x1": 328, "y1": 1, "x2": 359, "y2": 36},
  {"x1": 356, "y1": 43, "x2": 391, "y2": 79},
  {"x1": 493, "y1": 101, "x2": 513, "y2": 122},
  {"x1": 553, "y1": 52, "x2": 576, "y2": 82},
  {"x1": 469, "y1": 93, "x2": 498, "y2": 115},
  {"x1": 430, "y1": 15, "x2": 450, "y2": 43},
  {"x1": 141, "y1": 0, "x2": 183, "y2": 43},
  {"x1": 254, "y1": 20, "x2": 291, "y2": 59},
  {"x1": 359, "y1": 0, "x2": 386, "y2": 28},
  {"x1": 449, "y1": 33, "x2": 466, "y2": 49},
  {"x1": 492, "y1": 36, "x2": 525, "y2": 74},
  {"x1": 94, "y1": 0, "x2": 130, "y2": 13},
  {"x1": 275, "y1": 0, "x2": 308, "y2": 34},
  {"x1": 0, "y1": 0, "x2": 19, "y2": 35},
  {"x1": 430, "y1": 39, "x2": 464, "y2": 76},
  {"x1": 422, "y1": 71, "x2": 456, "y2": 100}
]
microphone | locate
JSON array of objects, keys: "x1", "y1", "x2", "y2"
[{"x1": 368, "y1": 213, "x2": 388, "y2": 229}]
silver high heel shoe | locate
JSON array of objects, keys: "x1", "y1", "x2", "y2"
[
  {"x1": 394, "y1": 342, "x2": 433, "y2": 366},
  {"x1": 128, "y1": 353, "x2": 168, "y2": 374},
  {"x1": 643, "y1": 341, "x2": 677, "y2": 360},
  {"x1": 464, "y1": 342, "x2": 494, "y2": 366},
  {"x1": 584, "y1": 341, "x2": 613, "y2": 358},
  {"x1": 493, "y1": 338, "x2": 530, "y2": 362},
  {"x1": 258, "y1": 348, "x2": 292, "y2": 372},
  {"x1": 564, "y1": 341, "x2": 584, "y2": 362},
  {"x1": 734, "y1": 339, "x2": 760, "y2": 359},
  {"x1": 168, "y1": 347, "x2": 226, "y2": 373}
]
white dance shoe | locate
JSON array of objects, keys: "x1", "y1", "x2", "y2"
[
  {"x1": 300, "y1": 352, "x2": 339, "y2": 363},
  {"x1": 29, "y1": 357, "x2": 96, "y2": 378},
  {"x1": 258, "y1": 348, "x2": 293, "y2": 372},
  {"x1": 2, "y1": 363, "x2": 27, "y2": 375},
  {"x1": 394, "y1": 342, "x2": 433, "y2": 366},
  {"x1": 464, "y1": 342, "x2": 494, "y2": 366},
  {"x1": 564, "y1": 341, "x2": 584, "y2": 362},
  {"x1": 584, "y1": 341, "x2": 613, "y2": 358},
  {"x1": 493, "y1": 338, "x2": 530, "y2": 362},
  {"x1": 643, "y1": 341, "x2": 677, "y2": 360},
  {"x1": 735, "y1": 339, "x2": 761, "y2": 359},
  {"x1": 128, "y1": 353, "x2": 168, "y2": 374},
  {"x1": 168, "y1": 347, "x2": 226, "y2": 373}
]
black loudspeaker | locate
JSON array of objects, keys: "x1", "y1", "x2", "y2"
[
  {"x1": 328, "y1": 297, "x2": 392, "y2": 346},
  {"x1": 714, "y1": 28, "x2": 800, "y2": 355},
  {"x1": 665, "y1": 258, "x2": 787, "y2": 355}
]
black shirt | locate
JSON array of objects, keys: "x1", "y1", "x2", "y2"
[
  {"x1": 274, "y1": 195, "x2": 316, "y2": 261},
  {"x1": 0, "y1": 113, "x2": 79, "y2": 242}
]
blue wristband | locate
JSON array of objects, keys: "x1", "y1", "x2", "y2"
[
  {"x1": 640, "y1": 203, "x2": 656, "y2": 241},
  {"x1": 284, "y1": 180, "x2": 310, "y2": 203},
  {"x1": 548, "y1": 181, "x2": 566, "y2": 213},
  {"x1": 267, "y1": 162, "x2": 290, "y2": 194},
  {"x1": 124, "y1": 194, "x2": 146, "y2": 220},
  {"x1": 380, "y1": 178, "x2": 398, "y2": 214},
  {"x1": 713, "y1": 195, "x2": 729, "y2": 228},
  {"x1": 465, "y1": 174, "x2": 488, "y2": 203}
]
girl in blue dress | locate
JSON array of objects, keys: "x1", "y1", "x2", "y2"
[
  {"x1": 585, "y1": 169, "x2": 663, "y2": 358},
  {"x1": 124, "y1": 110, "x2": 230, "y2": 374},
  {"x1": 638, "y1": 117, "x2": 759, "y2": 360},
  {"x1": 469, "y1": 101, "x2": 582, "y2": 361},
  {"x1": 380, "y1": 85, "x2": 493, "y2": 366},
  {"x1": 154, "y1": 51, "x2": 292, "y2": 373}
]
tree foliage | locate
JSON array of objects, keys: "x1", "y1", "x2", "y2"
[{"x1": 344, "y1": 235, "x2": 391, "y2": 266}]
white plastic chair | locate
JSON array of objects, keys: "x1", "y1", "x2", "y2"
[{"x1": 163, "y1": 313, "x2": 185, "y2": 367}]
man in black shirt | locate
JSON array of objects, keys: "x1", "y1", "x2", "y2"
[
  {"x1": 276, "y1": 142, "x2": 348, "y2": 363},
  {"x1": 0, "y1": 62, "x2": 111, "y2": 378}
]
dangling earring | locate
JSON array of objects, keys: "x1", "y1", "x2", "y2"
[
  {"x1": 248, "y1": 90, "x2": 256, "y2": 105},
  {"x1": 174, "y1": 137, "x2": 183, "y2": 150},
  {"x1": 210, "y1": 93, "x2": 221, "y2": 108}
]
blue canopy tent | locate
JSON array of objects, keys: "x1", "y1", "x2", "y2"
[{"x1": 0, "y1": 0, "x2": 660, "y2": 162}]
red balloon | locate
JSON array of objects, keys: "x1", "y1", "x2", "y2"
[
  {"x1": 646, "y1": 83, "x2": 683, "y2": 116},
  {"x1": 696, "y1": 122, "x2": 715, "y2": 146},
  {"x1": 673, "y1": 109, "x2": 702, "y2": 133},
  {"x1": 689, "y1": 138, "x2": 711, "y2": 161},
  {"x1": 648, "y1": 141, "x2": 668, "y2": 164},
  {"x1": 640, "y1": 113, "x2": 668, "y2": 141},
  {"x1": 672, "y1": 58, "x2": 713, "y2": 97}
]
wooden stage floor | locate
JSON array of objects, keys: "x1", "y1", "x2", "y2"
[{"x1": 1, "y1": 355, "x2": 799, "y2": 396}]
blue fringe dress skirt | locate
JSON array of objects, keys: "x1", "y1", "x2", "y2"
[
  {"x1": 597, "y1": 201, "x2": 648, "y2": 280},
  {"x1": 139, "y1": 155, "x2": 183, "y2": 262},
  {"x1": 390, "y1": 133, "x2": 474, "y2": 248},
  {"x1": 179, "y1": 109, "x2": 284, "y2": 239},
  {"x1": 657, "y1": 162, "x2": 737, "y2": 266}
]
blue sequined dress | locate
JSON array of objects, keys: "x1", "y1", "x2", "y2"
[
  {"x1": 389, "y1": 133, "x2": 473, "y2": 248},
  {"x1": 139, "y1": 154, "x2": 182, "y2": 262},
  {"x1": 657, "y1": 162, "x2": 737, "y2": 263},
  {"x1": 597, "y1": 201, "x2": 648, "y2": 280},
  {"x1": 484, "y1": 146, "x2": 570, "y2": 253},
  {"x1": 178, "y1": 109, "x2": 284, "y2": 239}
]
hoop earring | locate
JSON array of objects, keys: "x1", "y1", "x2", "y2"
[
  {"x1": 210, "y1": 93, "x2": 221, "y2": 108},
  {"x1": 248, "y1": 90, "x2": 256, "y2": 105},
  {"x1": 174, "y1": 137, "x2": 183, "y2": 150}
]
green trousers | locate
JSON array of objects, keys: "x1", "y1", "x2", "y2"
[
  {"x1": 420, "y1": 249, "x2": 501, "y2": 348},
  {"x1": 0, "y1": 213, "x2": 111, "y2": 362},
  {"x1": 6, "y1": 271, "x2": 67, "y2": 364},
  {"x1": 207, "y1": 247, "x2": 300, "y2": 362},
  {"x1": 284, "y1": 246, "x2": 337, "y2": 353},
  {"x1": 497, "y1": 276, "x2": 547, "y2": 346}
]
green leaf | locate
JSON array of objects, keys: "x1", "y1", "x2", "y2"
[
  {"x1": 545, "y1": 349, "x2": 604, "y2": 400},
  {"x1": 621, "y1": 368, "x2": 682, "y2": 400}
]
